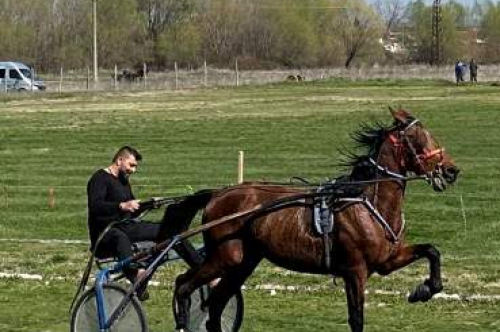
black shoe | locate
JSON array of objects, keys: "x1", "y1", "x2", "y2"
[{"x1": 136, "y1": 286, "x2": 150, "y2": 301}]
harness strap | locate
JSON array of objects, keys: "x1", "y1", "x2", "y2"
[
  {"x1": 335, "y1": 196, "x2": 404, "y2": 243},
  {"x1": 323, "y1": 232, "x2": 332, "y2": 271}
]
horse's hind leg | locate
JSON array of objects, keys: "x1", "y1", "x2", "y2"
[
  {"x1": 175, "y1": 239, "x2": 250, "y2": 331},
  {"x1": 174, "y1": 261, "x2": 224, "y2": 331},
  {"x1": 205, "y1": 257, "x2": 260, "y2": 332},
  {"x1": 376, "y1": 243, "x2": 442, "y2": 303}
]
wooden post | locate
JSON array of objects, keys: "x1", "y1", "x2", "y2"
[
  {"x1": 92, "y1": 0, "x2": 98, "y2": 83},
  {"x1": 204, "y1": 60, "x2": 207, "y2": 87},
  {"x1": 235, "y1": 58, "x2": 240, "y2": 86},
  {"x1": 48, "y1": 187, "x2": 55, "y2": 209},
  {"x1": 114, "y1": 65, "x2": 118, "y2": 90},
  {"x1": 86, "y1": 66, "x2": 90, "y2": 90},
  {"x1": 238, "y1": 151, "x2": 244, "y2": 184},
  {"x1": 59, "y1": 67, "x2": 63, "y2": 93},
  {"x1": 143, "y1": 62, "x2": 147, "y2": 89},
  {"x1": 174, "y1": 62, "x2": 179, "y2": 90}
]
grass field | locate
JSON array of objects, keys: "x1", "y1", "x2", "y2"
[{"x1": 1, "y1": 78, "x2": 500, "y2": 331}]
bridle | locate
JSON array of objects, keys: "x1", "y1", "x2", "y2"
[
  {"x1": 387, "y1": 119, "x2": 445, "y2": 175},
  {"x1": 372, "y1": 118, "x2": 445, "y2": 208}
]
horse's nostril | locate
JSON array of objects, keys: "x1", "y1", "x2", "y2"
[{"x1": 444, "y1": 166, "x2": 460, "y2": 181}]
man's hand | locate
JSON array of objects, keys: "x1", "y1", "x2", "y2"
[{"x1": 119, "y1": 200, "x2": 141, "y2": 212}]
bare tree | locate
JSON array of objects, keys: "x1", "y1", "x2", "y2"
[
  {"x1": 332, "y1": 0, "x2": 384, "y2": 68},
  {"x1": 479, "y1": 2, "x2": 500, "y2": 62},
  {"x1": 201, "y1": 0, "x2": 249, "y2": 64},
  {"x1": 373, "y1": 0, "x2": 408, "y2": 38},
  {"x1": 137, "y1": 0, "x2": 197, "y2": 41}
]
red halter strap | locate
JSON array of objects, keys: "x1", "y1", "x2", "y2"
[
  {"x1": 389, "y1": 134, "x2": 402, "y2": 146},
  {"x1": 388, "y1": 134, "x2": 406, "y2": 167},
  {"x1": 418, "y1": 148, "x2": 445, "y2": 162}
]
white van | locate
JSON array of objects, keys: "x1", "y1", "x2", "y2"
[{"x1": 0, "y1": 61, "x2": 46, "y2": 92}]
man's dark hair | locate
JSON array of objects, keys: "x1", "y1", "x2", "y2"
[{"x1": 112, "y1": 146, "x2": 142, "y2": 163}]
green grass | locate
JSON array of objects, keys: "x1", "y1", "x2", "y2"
[{"x1": 1, "y1": 79, "x2": 500, "y2": 331}]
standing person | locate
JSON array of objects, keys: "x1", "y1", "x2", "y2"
[
  {"x1": 87, "y1": 146, "x2": 157, "y2": 300},
  {"x1": 455, "y1": 60, "x2": 465, "y2": 84},
  {"x1": 469, "y1": 58, "x2": 478, "y2": 82}
]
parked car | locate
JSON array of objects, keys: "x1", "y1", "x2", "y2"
[{"x1": 0, "y1": 61, "x2": 46, "y2": 92}]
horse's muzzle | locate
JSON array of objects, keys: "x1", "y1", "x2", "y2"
[
  {"x1": 442, "y1": 164, "x2": 460, "y2": 184},
  {"x1": 428, "y1": 164, "x2": 459, "y2": 192}
]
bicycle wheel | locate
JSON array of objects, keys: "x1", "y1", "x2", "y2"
[
  {"x1": 173, "y1": 285, "x2": 244, "y2": 332},
  {"x1": 71, "y1": 284, "x2": 148, "y2": 332}
]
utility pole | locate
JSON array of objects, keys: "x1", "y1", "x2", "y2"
[
  {"x1": 92, "y1": 0, "x2": 98, "y2": 83},
  {"x1": 431, "y1": 0, "x2": 442, "y2": 66}
]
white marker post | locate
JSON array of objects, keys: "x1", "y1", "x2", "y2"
[
  {"x1": 238, "y1": 151, "x2": 244, "y2": 184},
  {"x1": 48, "y1": 187, "x2": 55, "y2": 209}
]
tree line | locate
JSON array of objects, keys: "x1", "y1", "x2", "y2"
[{"x1": 0, "y1": 0, "x2": 499, "y2": 72}]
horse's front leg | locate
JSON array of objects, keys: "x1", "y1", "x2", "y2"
[
  {"x1": 343, "y1": 269, "x2": 368, "y2": 332},
  {"x1": 376, "y1": 243, "x2": 442, "y2": 303}
]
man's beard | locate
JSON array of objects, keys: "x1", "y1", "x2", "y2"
[{"x1": 118, "y1": 169, "x2": 129, "y2": 185}]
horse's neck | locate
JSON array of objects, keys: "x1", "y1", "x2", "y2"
[
  {"x1": 374, "y1": 181, "x2": 404, "y2": 227},
  {"x1": 371, "y1": 151, "x2": 406, "y2": 234}
]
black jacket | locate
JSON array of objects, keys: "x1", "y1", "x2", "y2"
[{"x1": 87, "y1": 169, "x2": 135, "y2": 247}]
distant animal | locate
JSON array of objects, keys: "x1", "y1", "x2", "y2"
[
  {"x1": 286, "y1": 75, "x2": 305, "y2": 82},
  {"x1": 116, "y1": 69, "x2": 138, "y2": 82},
  {"x1": 116, "y1": 66, "x2": 150, "y2": 83},
  {"x1": 135, "y1": 67, "x2": 150, "y2": 80}
]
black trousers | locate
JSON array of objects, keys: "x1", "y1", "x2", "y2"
[
  {"x1": 96, "y1": 222, "x2": 161, "y2": 261},
  {"x1": 96, "y1": 222, "x2": 203, "y2": 274}
]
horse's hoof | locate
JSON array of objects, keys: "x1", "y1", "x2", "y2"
[
  {"x1": 408, "y1": 283, "x2": 433, "y2": 303},
  {"x1": 206, "y1": 320, "x2": 222, "y2": 332},
  {"x1": 424, "y1": 278, "x2": 443, "y2": 294}
]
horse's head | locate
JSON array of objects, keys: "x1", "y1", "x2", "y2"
[{"x1": 387, "y1": 107, "x2": 460, "y2": 191}]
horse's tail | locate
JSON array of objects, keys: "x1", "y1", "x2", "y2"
[{"x1": 157, "y1": 188, "x2": 216, "y2": 243}]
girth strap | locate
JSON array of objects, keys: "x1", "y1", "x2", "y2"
[{"x1": 313, "y1": 192, "x2": 335, "y2": 271}]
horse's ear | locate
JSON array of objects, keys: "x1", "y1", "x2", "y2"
[{"x1": 390, "y1": 107, "x2": 411, "y2": 124}]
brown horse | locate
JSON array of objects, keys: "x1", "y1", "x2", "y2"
[{"x1": 166, "y1": 108, "x2": 460, "y2": 332}]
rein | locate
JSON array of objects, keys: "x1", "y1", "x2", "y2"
[
  {"x1": 71, "y1": 133, "x2": 435, "y2": 311},
  {"x1": 70, "y1": 162, "x2": 427, "y2": 311},
  {"x1": 252, "y1": 172, "x2": 427, "y2": 191}
]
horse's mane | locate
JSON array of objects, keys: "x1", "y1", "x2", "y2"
[{"x1": 339, "y1": 120, "x2": 399, "y2": 181}]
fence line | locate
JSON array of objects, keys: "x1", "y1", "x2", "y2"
[{"x1": 32, "y1": 64, "x2": 500, "y2": 94}]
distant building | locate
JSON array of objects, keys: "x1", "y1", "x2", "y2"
[{"x1": 379, "y1": 31, "x2": 408, "y2": 56}]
